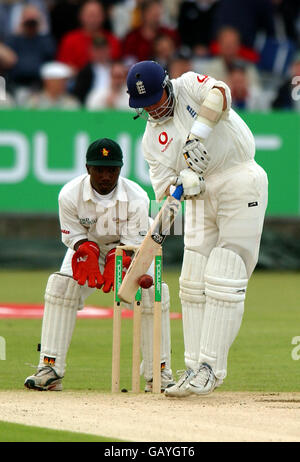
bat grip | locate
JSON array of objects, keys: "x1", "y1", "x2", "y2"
[{"x1": 171, "y1": 184, "x2": 184, "y2": 200}]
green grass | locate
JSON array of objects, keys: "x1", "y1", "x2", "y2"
[
  {"x1": 0, "y1": 269, "x2": 300, "y2": 392},
  {"x1": 0, "y1": 420, "x2": 124, "y2": 442}
]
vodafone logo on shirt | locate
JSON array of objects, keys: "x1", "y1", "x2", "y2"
[
  {"x1": 158, "y1": 132, "x2": 168, "y2": 145},
  {"x1": 197, "y1": 75, "x2": 208, "y2": 83},
  {"x1": 158, "y1": 131, "x2": 173, "y2": 152}
]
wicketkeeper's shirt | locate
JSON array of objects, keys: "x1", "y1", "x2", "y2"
[
  {"x1": 142, "y1": 71, "x2": 256, "y2": 201},
  {"x1": 58, "y1": 174, "x2": 150, "y2": 255}
]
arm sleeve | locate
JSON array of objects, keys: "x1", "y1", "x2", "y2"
[
  {"x1": 58, "y1": 193, "x2": 88, "y2": 249},
  {"x1": 146, "y1": 156, "x2": 178, "y2": 202},
  {"x1": 180, "y1": 71, "x2": 232, "y2": 115},
  {"x1": 143, "y1": 137, "x2": 178, "y2": 202}
]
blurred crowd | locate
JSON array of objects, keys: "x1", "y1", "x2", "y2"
[{"x1": 0, "y1": 0, "x2": 300, "y2": 112}]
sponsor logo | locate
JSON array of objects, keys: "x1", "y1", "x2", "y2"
[
  {"x1": 61, "y1": 229, "x2": 70, "y2": 234},
  {"x1": 114, "y1": 256, "x2": 123, "y2": 302},
  {"x1": 79, "y1": 217, "x2": 97, "y2": 226},
  {"x1": 136, "y1": 80, "x2": 146, "y2": 95},
  {"x1": 151, "y1": 233, "x2": 164, "y2": 244},
  {"x1": 158, "y1": 132, "x2": 168, "y2": 145},
  {"x1": 248, "y1": 201, "x2": 258, "y2": 207},
  {"x1": 159, "y1": 131, "x2": 174, "y2": 152},
  {"x1": 43, "y1": 355, "x2": 56, "y2": 366},
  {"x1": 155, "y1": 255, "x2": 162, "y2": 301},
  {"x1": 186, "y1": 105, "x2": 197, "y2": 118},
  {"x1": 139, "y1": 230, "x2": 147, "y2": 236},
  {"x1": 161, "y1": 138, "x2": 173, "y2": 152},
  {"x1": 197, "y1": 75, "x2": 208, "y2": 83}
]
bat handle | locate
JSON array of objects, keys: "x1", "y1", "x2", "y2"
[{"x1": 171, "y1": 184, "x2": 184, "y2": 200}]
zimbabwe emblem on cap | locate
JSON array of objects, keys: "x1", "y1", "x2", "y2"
[
  {"x1": 102, "y1": 148, "x2": 109, "y2": 156},
  {"x1": 136, "y1": 80, "x2": 146, "y2": 95}
]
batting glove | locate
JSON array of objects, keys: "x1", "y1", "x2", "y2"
[
  {"x1": 182, "y1": 138, "x2": 210, "y2": 175},
  {"x1": 176, "y1": 168, "x2": 206, "y2": 199}
]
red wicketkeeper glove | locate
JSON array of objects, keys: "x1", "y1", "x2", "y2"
[
  {"x1": 102, "y1": 248, "x2": 132, "y2": 293},
  {"x1": 72, "y1": 241, "x2": 104, "y2": 289}
]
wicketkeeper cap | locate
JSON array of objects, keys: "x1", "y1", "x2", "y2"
[{"x1": 86, "y1": 138, "x2": 123, "y2": 167}]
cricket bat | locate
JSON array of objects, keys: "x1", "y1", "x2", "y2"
[{"x1": 118, "y1": 185, "x2": 183, "y2": 303}]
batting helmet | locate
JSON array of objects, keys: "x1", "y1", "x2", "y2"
[{"x1": 127, "y1": 60, "x2": 168, "y2": 108}]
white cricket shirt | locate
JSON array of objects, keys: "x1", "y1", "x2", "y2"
[
  {"x1": 58, "y1": 174, "x2": 150, "y2": 255},
  {"x1": 142, "y1": 71, "x2": 256, "y2": 201}
]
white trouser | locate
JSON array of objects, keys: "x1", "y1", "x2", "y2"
[
  {"x1": 39, "y1": 248, "x2": 172, "y2": 379},
  {"x1": 184, "y1": 159, "x2": 268, "y2": 277},
  {"x1": 180, "y1": 160, "x2": 268, "y2": 376}
]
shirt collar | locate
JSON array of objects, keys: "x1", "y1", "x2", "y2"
[{"x1": 83, "y1": 174, "x2": 128, "y2": 205}]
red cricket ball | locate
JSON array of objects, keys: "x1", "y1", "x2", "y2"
[{"x1": 138, "y1": 274, "x2": 153, "y2": 289}]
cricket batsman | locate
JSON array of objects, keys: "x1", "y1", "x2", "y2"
[
  {"x1": 126, "y1": 61, "x2": 268, "y2": 397},
  {"x1": 24, "y1": 138, "x2": 174, "y2": 392}
]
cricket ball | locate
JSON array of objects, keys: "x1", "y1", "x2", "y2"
[{"x1": 138, "y1": 274, "x2": 153, "y2": 289}]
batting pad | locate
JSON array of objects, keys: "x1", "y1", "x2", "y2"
[
  {"x1": 199, "y1": 248, "x2": 248, "y2": 379},
  {"x1": 179, "y1": 249, "x2": 207, "y2": 371},
  {"x1": 140, "y1": 283, "x2": 172, "y2": 381},
  {"x1": 38, "y1": 273, "x2": 81, "y2": 377}
]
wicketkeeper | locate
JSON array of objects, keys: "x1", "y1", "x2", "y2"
[
  {"x1": 126, "y1": 61, "x2": 268, "y2": 397},
  {"x1": 24, "y1": 138, "x2": 175, "y2": 392}
]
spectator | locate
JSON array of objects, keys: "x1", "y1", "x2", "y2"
[
  {"x1": 271, "y1": 0, "x2": 300, "y2": 45},
  {"x1": 72, "y1": 34, "x2": 112, "y2": 104},
  {"x1": 272, "y1": 53, "x2": 300, "y2": 110},
  {"x1": 24, "y1": 61, "x2": 80, "y2": 109},
  {"x1": 86, "y1": 60, "x2": 129, "y2": 109},
  {"x1": 209, "y1": 25, "x2": 260, "y2": 65},
  {"x1": 5, "y1": 4, "x2": 55, "y2": 95},
  {"x1": 49, "y1": 0, "x2": 82, "y2": 43},
  {"x1": 57, "y1": 0, "x2": 121, "y2": 73},
  {"x1": 122, "y1": 0, "x2": 179, "y2": 63},
  {"x1": 227, "y1": 64, "x2": 270, "y2": 111},
  {"x1": 177, "y1": 0, "x2": 218, "y2": 57},
  {"x1": 168, "y1": 55, "x2": 192, "y2": 79},
  {"x1": 110, "y1": 0, "x2": 143, "y2": 39},
  {"x1": 0, "y1": 90, "x2": 15, "y2": 109},
  {"x1": 212, "y1": 0, "x2": 276, "y2": 49},
  {"x1": 161, "y1": 0, "x2": 182, "y2": 27},
  {"x1": 0, "y1": 41, "x2": 17, "y2": 76},
  {"x1": 205, "y1": 27, "x2": 261, "y2": 88},
  {"x1": 152, "y1": 34, "x2": 176, "y2": 70},
  {"x1": 0, "y1": 0, "x2": 50, "y2": 42}
]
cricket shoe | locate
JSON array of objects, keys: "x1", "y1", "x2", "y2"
[
  {"x1": 164, "y1": 368, "x2": 195, "y2": 397},
  {"x1": 145, "y1": 366, "x2": 175, "y2": 393},
  {"x1": 24, "y1": 366, "x2": 63, "y2": 391},
  {"x1": 187, "y1": 362, "x2": 220, "y2": 396}
]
